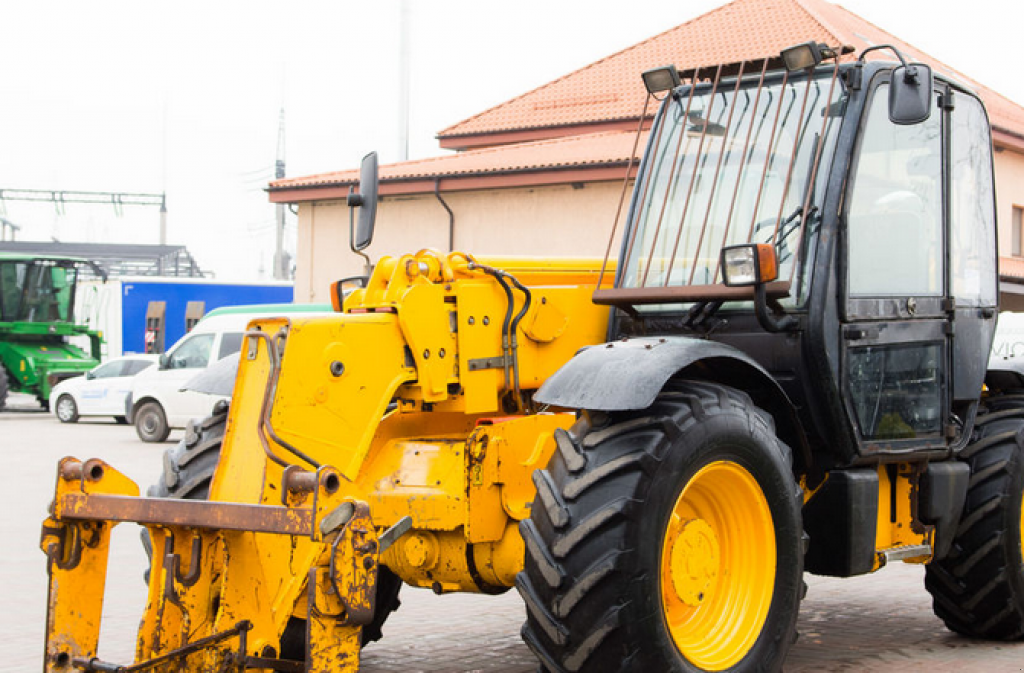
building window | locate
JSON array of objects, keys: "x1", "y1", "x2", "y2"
[{"x1": 1014, "y1": 206, "x2": 1024, "y2": 257}]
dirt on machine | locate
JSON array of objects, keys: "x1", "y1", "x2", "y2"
[{"x1": 40, "y1": 40, "x2": 1024, "y2": 673}]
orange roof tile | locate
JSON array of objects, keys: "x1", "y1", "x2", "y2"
[
  {"x1": 268, "y1": 129, "x2": 646, "y2": 201},
  {"x1": 438, "y1": 0, "x2": 1024, "y2": 148}
]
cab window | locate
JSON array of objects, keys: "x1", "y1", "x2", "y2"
[
  {"x1": 91, "y1": 361, "x2": 125, "y2": 379},
  {"x1": 218, "y1": 332, "x2": 244, "y2": 359},
  {"x1": 124, "y1": 359, "x2": 155, "y2": 376},
  {"x1": 950, "y1": 94, "x2": 997, "y2": 307},
  {"x1": 166, "y1": 333, "x2": 215, "y2": 369},
  {"x1": 846, "y1": 83, "x2": 943, "y2": 297}
]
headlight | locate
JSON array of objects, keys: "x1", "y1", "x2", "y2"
[{"x1": 720, "y1": 244, "x2": 779, "y2": 287}]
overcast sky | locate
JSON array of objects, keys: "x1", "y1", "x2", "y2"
[{"x1": 1, "y1": 0, "x2": 1021, "y2": 280}]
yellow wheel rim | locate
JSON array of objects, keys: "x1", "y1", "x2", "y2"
[{"x1": 660, "y1": 460, "x2": 776, "y2": 670}]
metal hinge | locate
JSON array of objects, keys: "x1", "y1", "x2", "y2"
[{"x1": 467, "y1": 356, "x2": 505, "y2": 371}]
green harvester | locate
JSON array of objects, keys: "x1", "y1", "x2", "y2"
[{"x1": 0, "y1": 252, "x2": 103, "y2": 410}]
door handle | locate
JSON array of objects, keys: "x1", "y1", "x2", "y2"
[{"x1": 843, "y1": 325, "x2": 880, "y2": 340}]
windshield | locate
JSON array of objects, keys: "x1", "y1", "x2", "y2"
[
  {"x1": 619, "y1": 66, "x2": 846, "y2": 308},
  {"x1": 0, "y1": 260, "x2": 78, "y2": 323}
]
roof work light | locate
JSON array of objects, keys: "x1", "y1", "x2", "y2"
[
  {"x1": 780, "y1": 42, "x2": 850, "y2": 71},
  {"x1": 642, "y1": 65, "x2": 681, "y2": 94}
]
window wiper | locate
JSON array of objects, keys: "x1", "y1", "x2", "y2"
[{"x1": 774, "y1": 205, "x2": 818, "y2": 265}]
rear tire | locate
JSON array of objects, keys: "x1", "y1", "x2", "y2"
[
  {"x1": 145, "y1": 400, "x2": 403, "y2": 654},
  {"x1": 55, "y1": 394, "x2": 79, "y2": 423},
  {"x1": 924, "y1": 396, "x2": 1024, "y2": 640},
  {"x1": 518, "y1": 380, "x2": 803, "y2": 672},
  {"x1": 135, "y1": 401, "x2": 170, "y2": 443}
]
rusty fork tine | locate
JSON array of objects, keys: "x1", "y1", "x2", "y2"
[
  {"x1": 599, "y1": 95, "x2": 652, "y2": 290},
  {"x1": 715, "y1": 58, "x2": 770, "y2": 282},
  {"x1": 622, "y1": 91, "x2": 672, "y2": 286},
  {"x1": 771, "y1": 69, "x2": 816, "y2": 243},
  {"x1": 663, "y1": 65, "x2": 724, "y2": 287},
  {"x1": 687, "y1": 61, "x2": 747, "y2": 287},
  {"x1": 745, "y1": 70, "x2": 791, "y2": 244},
  {"x1": 636, "y1": 67, "x2": 703, "y2": 288},
  {"x1": 789, "y1": 59, "x2": 844, "y2": 286}
]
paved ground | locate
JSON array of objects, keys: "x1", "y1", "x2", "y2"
[{"x1": 3, "y1": 394, "x2": 1023, "y2": 672}]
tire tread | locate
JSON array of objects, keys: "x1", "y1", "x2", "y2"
[{"x1": 925, "y1": 402, "x2": 1024, "y2": 641}]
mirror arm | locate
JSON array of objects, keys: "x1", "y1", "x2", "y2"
[
  {"x1": 754, "y1": 283, "x2": 797, "y2": 333},
  {"x1": 348, "y1": 186, "x2": 372, "y2": 275},
  {"x1": 857, "y1": 44, "x2": 908, "y2": 67}
]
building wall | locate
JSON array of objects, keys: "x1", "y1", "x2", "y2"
[
  {"x1": 995, "y1": 148, "x2": 1024, "y2": 252},
  {"x1": 296, "y1": 147, "x2": 1024, "y2": 306},
  {"x1": 296, "y1": 181, "x2": 631, "y2": 303},
  {"x1": 994, "y1": 148, "x2": 1024, "y2": 310}
]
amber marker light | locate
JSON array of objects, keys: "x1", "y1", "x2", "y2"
[{"x1": 720, "y1": 244, "x2": 779, "y2": 287}]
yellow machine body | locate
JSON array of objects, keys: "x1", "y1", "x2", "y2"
[
  {"x1": 39, "y1": 249, "x2": 947, "y2": 672},
  {"x1": 40, "y1": 251, "x2": 612, "y2": 671}
]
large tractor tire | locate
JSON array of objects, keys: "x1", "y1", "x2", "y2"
[
  {"x1": 924, "y1": 395, "x2": 1024, "y2": 640},
  {"x1": 518, "y1": 380, "x2": 803, "y2": 673},
  {"x1": 144, "y1": 401, "x2": 403, "y2": 653},
  {"x1": 0, "y1": 365, "x2": 9, "y2": 411}
]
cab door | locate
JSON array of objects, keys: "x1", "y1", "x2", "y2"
[{"x1": 841, "y1": 77, "x2": 949, "y2": 454}]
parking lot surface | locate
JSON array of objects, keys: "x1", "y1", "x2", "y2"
[{"x1": 3, "y1": 396, "x2": 1023, "y2": 672}]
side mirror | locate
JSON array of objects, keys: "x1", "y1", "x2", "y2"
[
  {"x1": 330, "y1": 275, "x2": 369, "y2": 312},
  {"x1": 158, "y1": 353, "x2": 169, "y2": 369},
  {"x1": 85, "y1": 371, "x2": 95, "y2": 380},
  {"x1": 889, "y1": 63, "x2": 933, "y2": 125},
  {"x1": 347, "y1": 152, "x2": 379, "y2": 252}
]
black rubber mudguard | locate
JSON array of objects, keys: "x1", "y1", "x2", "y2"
[{"x1": 535, "y1": 336, "x2": 781, "y2": 411}]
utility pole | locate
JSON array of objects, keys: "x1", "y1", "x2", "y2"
[
  {"x1": 397, "y1": 0, "x2": 411, "y2": 161},
  {"x1": 159, "y1": 192, "x2": 168, "y2": 245},
  {"x1": 273, "y1": 108, "x2": 288, "y2": 280}
]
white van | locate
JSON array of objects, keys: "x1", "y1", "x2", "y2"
[
  {"x1": 128, "y1": 304, "x2": 331, "y2": 442},
  {"x1": 992, "y1": 312, "x2": 1024, "y2": 361}
]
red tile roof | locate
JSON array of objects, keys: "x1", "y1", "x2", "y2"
[
  {"x1": 268, "y1": 129, "x2": 646, "y2": 202},
  {"x1": 437, "y1": 0, "x2": 1024, "y2": 149},
  {"x1": 271, "y1": 0, "x2": 1024, "y2": 202}
]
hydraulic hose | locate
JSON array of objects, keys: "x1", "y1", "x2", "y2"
[
  {"x1": 245, "y1": 327, "x2": 322, "y2": 469},
  {"x1": 469, "y1": 262, "x2": 532, "y2": 411}
]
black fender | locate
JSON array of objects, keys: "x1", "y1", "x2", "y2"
[{"x1": 536, "y1": 336, "x2": 811, "y2": 470}]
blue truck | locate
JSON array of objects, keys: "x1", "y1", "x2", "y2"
[{"x1": 77, "y1": 277, "x2": 293, "y2": 357}]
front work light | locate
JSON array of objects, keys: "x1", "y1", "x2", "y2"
[
  {"x1": 642, "y1": 65, "x2": 681, "y2": 94},
  {"x1": 780, "y1": 42, "x2": 848, "y2": 72},
  {"x1": 721, "y1": 244, "x2": 779, "y2": 287},
  {"x1": 781, "y1": 41, "x2": 824, "y2": 71}
]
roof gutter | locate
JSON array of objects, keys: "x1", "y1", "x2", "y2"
[
  {"x1": 268, "y1": 162, "x2": 637, "y2": 204},
  {"x1": 434, "y1": 178, "x2": 454, "y2": 252}
]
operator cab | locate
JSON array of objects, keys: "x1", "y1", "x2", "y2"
[{"x1": 594, "y1": 43, "x2": 998, "y2": 466}]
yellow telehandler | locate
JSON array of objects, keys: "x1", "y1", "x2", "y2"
[{"x1": 41, "y1": 41, "x2": 1024, "y2": 672}]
